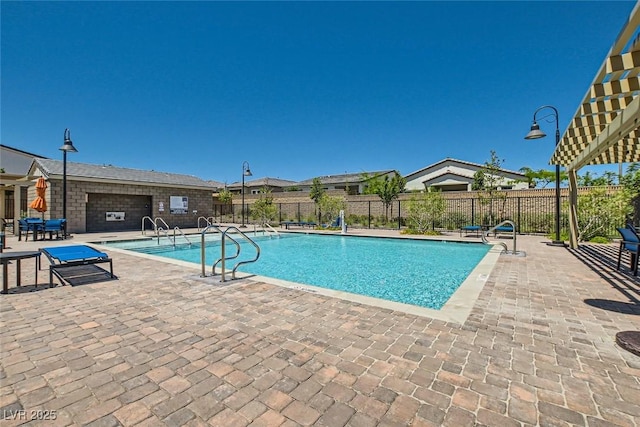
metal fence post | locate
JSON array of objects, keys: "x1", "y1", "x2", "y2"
[
  {"x1": 517, "y1": 197, "x2": 521, "y2": 233},
  {"x1": 471, "y1": 198, "x2": 475, "y2": 224}
]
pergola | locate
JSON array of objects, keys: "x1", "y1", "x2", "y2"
[{"x1": 550, "y1": 2, "x2": 640, "y2": 249}]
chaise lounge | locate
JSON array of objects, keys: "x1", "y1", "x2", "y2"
[
  {"x1": 493, "y1": 224, "x2": 515, "y2": 237},
  {"x1": 460, "y1": 225, "x2": 481, "y2": 237},
  {"x1": 40, "y1": 245, "x2": 115, "y2": 285}
]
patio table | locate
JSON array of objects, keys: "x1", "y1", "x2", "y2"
[{"x1": 0, "y1": 250, "x2": 41, "y2": 294}]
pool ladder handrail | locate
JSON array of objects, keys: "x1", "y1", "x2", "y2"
[
  {"x1": 141, "y1": 216, "x2": 173, "y2": 236},
  {"x1": 201, "y1": 224, "x2": 226, "y2": 277},
  {"x1": 141, "y1": 216, "x2": 191, "y2": 247},
  {"x1": 197, "y1": 216, "x2": 216, "y2": 230},
  {"x1": 211, "y1": 229, "x2": 241, "y2": 277},
  {"x1": 155, "y1": 226, "x2": 192, "y2": 248},
  {"x1": 172, "y1": 226, "x2": 192, "y2": 246},
  {"x1": 481, "y1": 220, "x2": 518, "y2": 254},
  {"x1": 224, "y1": 226, "x2": 260, "y2": 281},
  {"x1": 200, "y1": 224, "x2": 260, "y2": 281},
  {"x1": 253, "y1": 222, "x2": 280, "y2": 238}
]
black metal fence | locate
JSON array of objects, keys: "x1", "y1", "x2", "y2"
[{"x1": 213, "y1": 192, "x2": 627, "y2": 238}]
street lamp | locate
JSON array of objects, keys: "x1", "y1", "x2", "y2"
[
  {"x1": 524, "y1": 105, "x2": 565, "y2": 246},
  {"x1": 240, "y1": 161, "x2": 252, "y2": 227},
  {"x1": 59, "y1": 128, "x2": 78, "y2": 238}
]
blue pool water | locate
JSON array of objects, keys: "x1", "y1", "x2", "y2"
[{"x1": 103, "y1": 233, "x2": 490, "y2": 309}]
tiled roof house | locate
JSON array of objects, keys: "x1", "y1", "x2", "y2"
[{"x1": 404, "y1": 158, "x2": 529, "y2": 192}]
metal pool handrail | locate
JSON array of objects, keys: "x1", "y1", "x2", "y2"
[
  {"x1": 141, "y1": 216, "x2": 155, "y2": 235},
  {"x1": 481, "y1": 220, "x2": 518, "y2": 254},
  {"x1": 253, "y1": 222, "x2": 280, "y2": 238},
  {"x1": 224, "y1": 226, "x2": 260, "y2": 281},
  {"x1": 200, "y1": 224, "x2": 260, "y2": 281},
  {"x1": 200, "y1": 224, "x2": 226, "y2": 277},
  {"x1": 172, "y1": 226, "x2": 192, "y2": 246},
  {"x1": 197, "y1": 216, "x2": 216, "y2": 230}
]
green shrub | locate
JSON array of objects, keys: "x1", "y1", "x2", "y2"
[
  {"x1": 401, "y1": 229, "x2": 442, "y2": 236},
  {"x1": 406, "y1": 190, "x2": 446, "y2": 233},
  {"x1": 574, "y1": 187, "x2": 632, "y2": 241}
]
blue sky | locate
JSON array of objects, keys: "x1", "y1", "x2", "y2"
[{"x1": 2, "y1": 1, "x2": 636, "y2": 185}]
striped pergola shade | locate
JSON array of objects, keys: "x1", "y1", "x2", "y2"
[{"x1": 550, "y1": 3, "x2": 640, "y2": 169}]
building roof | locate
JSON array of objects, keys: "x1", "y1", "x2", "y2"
[
  {"x1": 551, "y1": 3, "x2": 640, "y2": 169},
  {"x1": 404, "y1": 158, "x2": 526, "y2": 180},
  {"x1": 0, "y1": 144, "x2": 47, "y2": 176},
  {"x1": 227, "y1": 177, "x2": 298, "y2": 189},
  {"x1": 31, "y1": 158, "x2": 216, "y2": 190},
  {"x1": 207, "y1": 180, "x2": 225, "y2": 190},
  {"x1": 296, "y1": 170, "x2": 395, "y2": 186}
]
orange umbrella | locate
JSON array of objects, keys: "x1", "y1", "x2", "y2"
[{"x1": 29, "y1": 177, "x2": 48, "y2": 213}]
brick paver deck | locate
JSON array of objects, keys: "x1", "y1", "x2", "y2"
[{"x1": 1, "y1": 229, "x2": 638, "y2": 426}]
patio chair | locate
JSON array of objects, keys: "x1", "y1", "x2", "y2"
[
  {"x1": 42, "y1": 219, "x2": 66, "y2": 240},
  {"x1": 40, "y1": 245, "x2": 115, "y2": 285},
  {"x1": 18, "y1": 219, "x2": 36, "y2": 241},
  {"x1": 616, "y1": 227, "x2": 639, "y2": 276},
  {"x1": 19, "y1": 218, "x2": 45, "y2": 240},
  {"x1": 1, "y1": 218, "x2": 14, "y2": 234}
]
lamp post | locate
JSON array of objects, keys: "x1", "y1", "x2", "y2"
[
  {"x1": 524, "y1": 106, "x2": 565, "y2": 246},
  {"x1": 240, "y1": 161, "x2": 252, "y2": 227},
  {"x1": 59, "y1": 128, "x2": 78, "y2": 238}
]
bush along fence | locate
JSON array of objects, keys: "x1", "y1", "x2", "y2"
[{"x1": 213, "y1": 186, "x2": 629, "y2": 239}]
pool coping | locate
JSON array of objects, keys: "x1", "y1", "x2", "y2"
[{"x1": 91, "y1": 236, "x2": 504, "y2": 325}]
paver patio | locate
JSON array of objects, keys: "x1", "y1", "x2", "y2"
[{"x1": 1, "y1": 229, "x2": 639, "y2": 426}]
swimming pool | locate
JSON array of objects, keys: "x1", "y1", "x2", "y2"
[{"x1": 101, "y1": 233, "x2": 492, "y2": 311}]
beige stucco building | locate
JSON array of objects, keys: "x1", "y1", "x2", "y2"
[{"x1": 404, "y1": 158, "x2": 530, "y2": 192}]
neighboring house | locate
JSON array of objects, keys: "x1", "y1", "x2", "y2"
[
  {"x1": 0, "y1": 144, "x2": 47, "y2": 228},
  {"x1": 293, "y1": 170, "x2": 396, "y2": 195},
  {"x1": 25, "y1": 158, "x2": 217, "y2": 233},
  {"x1": 404, "y1": 158, "x2": 529, "y2": 192},
  {"x1": 227, "y1": 177, "x2": 299, "y2": 195},
  {"x1": 207, "y1": 180, "x2": 225, "y2": 191}
]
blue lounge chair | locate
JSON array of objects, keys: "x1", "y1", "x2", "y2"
[
  {"x1": 281, "y1": 221, "x2": 302, "y2": 229},
  {"x1": 41, "y1": 245, "x2": 115, "y2": 285},
  {"x1": 460, "y1": 225, "x2": 481, "y2": 237},
  {"x1": 493, "y1": 224, "x2": 515, "y2": 237},
  {"x1": 616, "y1": 227, "x2": 639, "y2": 276}
]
